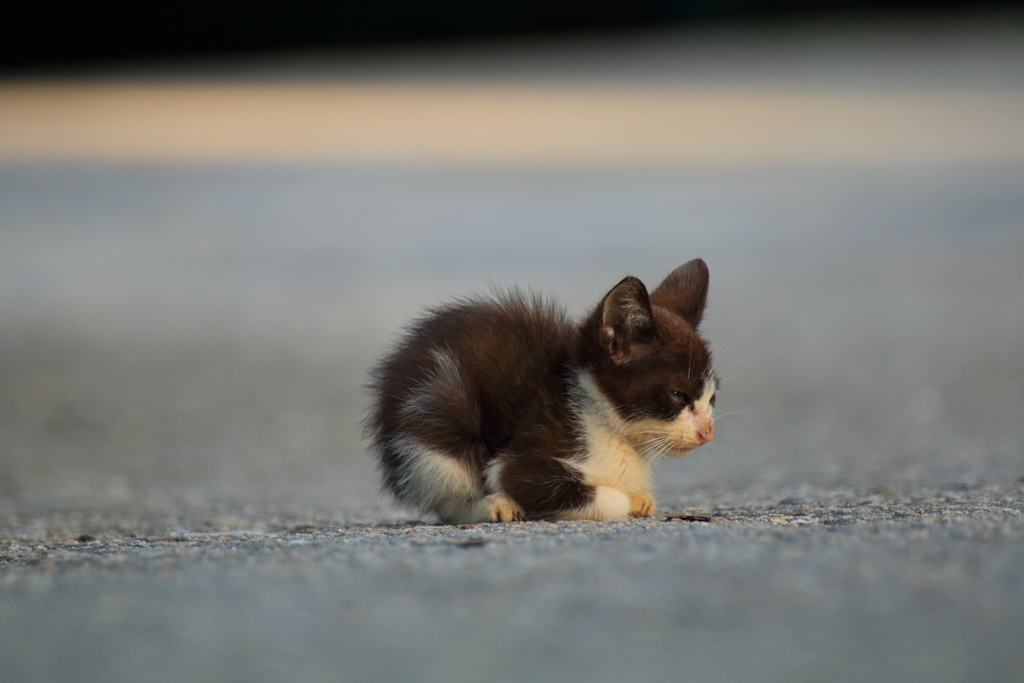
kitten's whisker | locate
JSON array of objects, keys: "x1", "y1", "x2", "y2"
[
  {"x1": 687, "y1": 336, "x2": 694, "y2": 381},
  {"x1": 718, "y1": 350, "x2": 752, "y2": 377},
  {"x1": 638, "y1": 438, "x2": 669, "y2": 463},
  {"x1": 632, "y1": 433, "x2": 671, "y2": 447},
  {"x1": 641, "y1": 448, "x2": 664, "y2": 464}
]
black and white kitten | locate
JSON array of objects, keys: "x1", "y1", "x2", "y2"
[{"x1": 365, "y1": 259, "x2": 717, "y2": 523}]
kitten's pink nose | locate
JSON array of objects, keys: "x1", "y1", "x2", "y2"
[{"x1": 697, "y1": 421, "x2": 716, "y2": 445}]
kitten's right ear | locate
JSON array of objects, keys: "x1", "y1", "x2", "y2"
[
  {"x1": 599, "y1": 276, "x2": 657, "y2": 364},
  {"x1": 651, "y1": 258, "x2": 709, "y2": 328}
]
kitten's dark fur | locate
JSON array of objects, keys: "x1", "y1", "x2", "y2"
[{"x1": 365, "y1": 259, "x2": 717, "y2": 523}]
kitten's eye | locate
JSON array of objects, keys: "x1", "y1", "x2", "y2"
[
  {"x1": 710, "y1": 393, "x2": 717, "y2": 407},
  {"x1": 669, "y1": 390, "x2": 691, "y2": 405}
]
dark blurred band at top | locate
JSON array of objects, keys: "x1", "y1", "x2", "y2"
[{"x1": 4, "y1": 0, "x2": 1021, "y2": 70}]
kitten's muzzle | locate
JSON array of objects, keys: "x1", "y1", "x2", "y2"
[
  {"x1": 667, "y1": 417, "x2": 715, "y2": 454},
  {"x1": 696, "y1": 420, "x2": 716, "y2": 445}
]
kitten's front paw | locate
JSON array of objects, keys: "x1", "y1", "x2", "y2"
[
  {"x1": 486, "y1": 494, "x2": 526, "y2": 523},
  {"x1": 629, "y1": 492, "x2": 655, "y2": 518}
]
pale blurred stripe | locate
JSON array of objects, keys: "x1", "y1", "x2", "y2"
[{"x1": 2, "y1": 82, "x2": 1023, "y2": 166}]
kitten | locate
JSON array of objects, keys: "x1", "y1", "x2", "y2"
[{"x1": 365, "y1": 259, "x2": 717, "y2": 523}]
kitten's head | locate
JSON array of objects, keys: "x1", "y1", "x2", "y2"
[{"x1": 580, "y1": 259, "x2": 717, "y2": 456}]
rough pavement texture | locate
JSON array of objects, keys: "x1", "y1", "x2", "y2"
[
  {"x1": 3, "y1": 484, "x2": 1023, "y2": 683},
  {"x1": 3, "y1": 15, "x2": 1024, "y2": 683}
]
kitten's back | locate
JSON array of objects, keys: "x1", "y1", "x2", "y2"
[{"x1": 366, "y1": 290, "x2": 579, "y2": 503}]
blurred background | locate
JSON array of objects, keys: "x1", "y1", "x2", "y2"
[{"x1": 2, "y1": 1, "x2": 1023, "y2": 515}]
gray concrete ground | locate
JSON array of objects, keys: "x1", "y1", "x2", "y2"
[
  {"x1": 2, "y1": 485, "x2": 1023, "y2": 683},
  {"x1": 3, "y1": 14, "x2": 1024, "y2": 683}
]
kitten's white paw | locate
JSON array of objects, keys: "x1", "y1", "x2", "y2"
[
  {"x1": 588, "y1": 486, "x2": 632, "y2": 520},
  {"x1": 558, "y1": 486, "x2": 631, "y2": 521},
  {"x1": 629, "y1": 491, "x2": 656, "y2": 518},
  {"x1": 486, "y1": 494, "x2": 525, "y2": 523}
]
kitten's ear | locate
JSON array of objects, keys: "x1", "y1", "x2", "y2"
[
  {"x1": 651, "y1": 258, "x2": 709, "y2": 328},
  {"x1": 599, "y1": 276, "x2": 657, "y2": 364}
]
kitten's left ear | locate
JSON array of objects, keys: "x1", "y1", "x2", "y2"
[
  {"x1": 650, "y1": 258, "x2": 709, "y2": 328},
  {"x1": 600, "y1": 276, "x2": 657, "y2": 364}
]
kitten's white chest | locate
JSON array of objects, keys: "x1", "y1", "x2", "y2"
[
  {"x1": 578, "y1": 424, "x2": 652, "y2": 496},
  {"x1": 574, "y1": 376, "x2": 653, "y2": 497}
]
